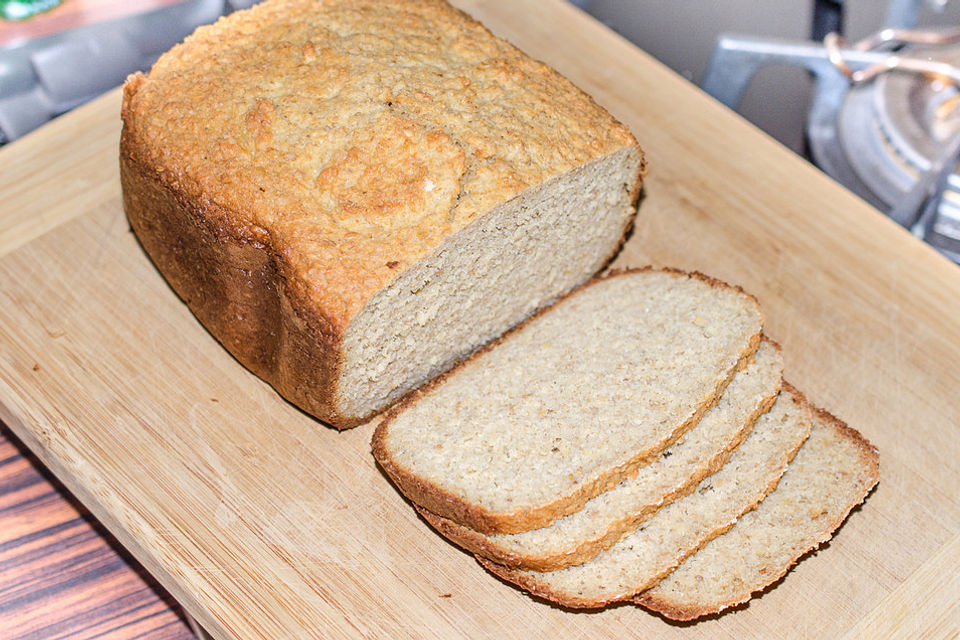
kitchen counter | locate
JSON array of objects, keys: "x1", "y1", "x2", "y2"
[{"x1": 1, "y1": 0, "x2": 959, "y2": 638}]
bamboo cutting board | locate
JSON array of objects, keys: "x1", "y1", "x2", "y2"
[{"x1": 1, "y1": 0, "x2": 959, "y2": 637}]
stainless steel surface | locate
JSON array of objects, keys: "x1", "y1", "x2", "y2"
[
  {"x1": 887, "y1": 129, "x2": 960, "y2": 228},
  {"x1": 699, "y1": 2, "x2": 960, "y2": 265},
  {"x1": 699, "y1": 33, "x2": 904, "y2": 209},
  {"x1": 580, "y1": 0, "x2": 960, "y2": 154},
  {"x1": 838, "y1": 44, "x2": 960, "y2": 205},
  {"x1": 887, "y1": 0, "x2": 950, "y2": 28},
  {"x1": 824, "y1": 28, "x2": 960, "y2": 83}
]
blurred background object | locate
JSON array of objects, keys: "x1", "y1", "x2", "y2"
[
  {"x1": 0, "y1": 0, "x2": 255, "y2": 144},
  {"x1": 580, "y1": 0, "x2": 960, "y2": 263},
  {"x1": 1, "y1": 0, "x2": 63, "y2": 22},
  {"x1": 580, "y1": 0, "x2": 960, "y2": 153}
]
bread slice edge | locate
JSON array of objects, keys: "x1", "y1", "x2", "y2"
[
  {"x1": 371, "y1": 268, "x2": 764, "y2": 534},
  {"x1": 474, "y1": 382, "x2": 812, "y2": 608},
  {"x1": 634, "y1": 405, "x2": 880, "y2": 621},
  {"x1": 414, "y1": 338, "x2": 783, "y2": 570}
]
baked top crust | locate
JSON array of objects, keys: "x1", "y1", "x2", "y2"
[{"x1": 121, "y1": 0, "x2": 637, "y2": 327}]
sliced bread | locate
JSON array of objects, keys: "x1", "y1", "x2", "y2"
[
  {"x1": 417, "y1": 337, "x2": 784, "y2": 571},
  {"x1": 371, "y1": 268, "x2": 764, "y2": 533},
  {"x1": 478, "y1": 384, "x2": 812, "y2": 608},
  {"x1": 635, "y1": 407, "x2": 879, "y2": 620}
]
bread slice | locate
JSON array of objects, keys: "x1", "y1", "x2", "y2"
[
  {"x1": 119, "y1": 0, "x2": 644, "y2": 429},
  {"x1": 635, "y1": 407, "x2": 879, "y2": 620},
  {"x1": 417, "y1": 337, "x2": 784, "y2": 571},
  {"x1": 372, "y1": 269, "x2": 764, "y2": 533},
  {"x1": 478, "y1": 384, "x2": 811, "y2": 608}
]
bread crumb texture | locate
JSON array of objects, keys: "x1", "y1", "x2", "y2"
[
  {"x1": 122, "y1": 0, "x2": 635, "y2": 323},
  {"x1": 418, "y1": 339, "x2": 784, "y2": 571},
  {"x1": 636, "y1": 408, "x2": 879, "y2": 620},
  {"x1": 378, "y1": 270, "x2": 763, "y2": 517},
  {"x1": 478, "y1": 384, "x2": 812, "y2": 607}
]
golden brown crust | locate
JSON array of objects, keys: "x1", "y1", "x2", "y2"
[
  {"x1": 633, "y1": 403, "x2": 879, "y2": 621},
  {"x1": 121, "y1": 137, "x2": 364, "y2": 429},
  {"x1": 370, "y1": 268, "x2": 765, "y2": 534},
  {"x1": 121, "y1": 0, "x2": 642, "y2": 428},
  {"x1": 122, "y1": 0, "x2": 639, "y2": 324}
]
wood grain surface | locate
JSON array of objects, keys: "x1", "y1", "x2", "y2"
[
  {"x1": 0, "y1": 422, "x2": 192, "y2": 639},
  {"x1": 0, "y1": 0, "x2": 958, "y2": 638}
]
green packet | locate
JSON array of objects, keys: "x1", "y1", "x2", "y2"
[{"x1": 1, "y1": 0, "x2": 62, "y2": 21}]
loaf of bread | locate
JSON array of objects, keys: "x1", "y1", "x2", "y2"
[
  {"x1": 477, "y1": 384, "x2": 812, "y2": 608},
  {"x1": 417, "y1": 337, "x2": 784, "y2": 571},
  {"x1": 119, "y1": 0, "x2": 644, "y2": 428},
  {"x1": 372, "y1": 268, "x2": 764, "y2": 533},
  {"x1": 635, "y1": 407, "x2": 879, "y2": 620}
]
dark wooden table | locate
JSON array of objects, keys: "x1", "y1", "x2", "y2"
[
  {"x1": 0, "y1": 421, "x2": 192, "y2": 639},
  {"x1": 2, "y1": 5, "x2": 205, "y2": 635}
]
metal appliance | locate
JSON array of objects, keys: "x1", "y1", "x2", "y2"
[{"x1": 700, "y1": 0, "x2": 960, "y2": 262}]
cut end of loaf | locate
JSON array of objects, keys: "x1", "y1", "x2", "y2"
[{"x1": 337, "y1": 144, "x2": 643, "y2": 421}]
